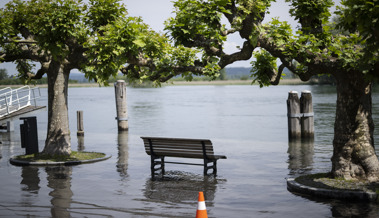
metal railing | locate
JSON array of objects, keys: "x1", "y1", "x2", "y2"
[{"x1": 0, "y1": 86, "x2": 41, "y2": 118}]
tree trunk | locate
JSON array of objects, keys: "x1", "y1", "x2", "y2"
[
  {"x1": 331, "y1": 71, "x2": 379, "y2": 181},
  {"x1": 42, "y1": 61, "x2": 71, "y2": 156}
]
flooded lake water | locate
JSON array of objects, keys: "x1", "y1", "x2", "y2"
[{"x1": 0, "y1": 84, "x2": 379, "y2": 217}]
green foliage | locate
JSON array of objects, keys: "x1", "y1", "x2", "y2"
[
  {"x1": 336, "y1": 0, "x2": 379, "y2": 80},
  {"x1": 0, "y1": 0, "x2": 212, "y2": 87},
  {"x1": 1, "y1": 0, "x2": 86, "y2": 60},
  {"x1": 83, "y1": 15, "x2": 147, "y2": 84},
  {"x1": 85, "y1": 0, "x2": 127, "y2": 32},
  {"x1": 337, "y1": 0, "x2": 379, "y2": 48},
  {"x1": 261, "y1": 18, "x2": 293, "y2": 48},
  {"x1": 83, "y1": 12, "x2": 203, "y2": 86},
  {"x1": 286, "y1": 0, "x2": 333, "y2": 31},
  {"x1": 165, "y1": 0, "x2": 229, "y2": 47},
  {"x1": 250, "y1": 49, "x2": 277, "y2": 87},
  {"x1": 0, "y1": 68, "x2": 9, "y2": 80}
]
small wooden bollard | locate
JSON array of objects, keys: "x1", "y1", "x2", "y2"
[
  {"x1": 300, "y1": 90, "x2": 314, "y2": 138},
  {"x1": 114, "y1": 80, "x2": 128, "y2": 131},
  {"x1": 77, "y1": 110, "x2": 84, "y2": 136},
  {"x1": 287, "y1": 91, "x2": 301, "y2": 139}
]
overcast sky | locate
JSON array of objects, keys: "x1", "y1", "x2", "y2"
[{"x1": 0, "y1": 0, "x2": 339, "y2": 73}]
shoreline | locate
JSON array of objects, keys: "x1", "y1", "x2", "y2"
[
  {"x1": 167, "y1": 79, "x2": 310, "y2": 86},
  {"x1": 1, "y1": 79, "x2": 310, "y2": 88}
]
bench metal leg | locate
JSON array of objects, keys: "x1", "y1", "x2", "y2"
[
  {"x1": 161, "y1": 157, "x2": 165, "y2": 175},
  {"x1": 203, "y1": 159, "x2": 217, "y2": 176},
  {"x1": 151, "y1": 155, "x2": 165, "y2": 178}
]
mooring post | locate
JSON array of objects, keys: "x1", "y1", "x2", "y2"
[
  {"x1": 77, "y1": 135, "x2": 85, "y2": 151},
  {"x1": 300, "y1": 90, "x2": 314, "y2": 138},
  {"x1": 117, "y1": 131, "x2": 129, "y2": 176},
  {"x1": 287, "y1": 91, "x2": 301, "y2": 139},
  {"x1": 77, "y1": 110, "x2": 84, "y2": 136},
  {"x1": 114, "y1": 80, "x2": 128, "y2": 131}
]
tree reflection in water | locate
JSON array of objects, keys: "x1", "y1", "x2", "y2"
[
  {"x1": 46, "y1": 166, "x2": 73, "y2": 217},
  {"x1": 21, "y1": 166, "x2": 40, "y2": 194}
]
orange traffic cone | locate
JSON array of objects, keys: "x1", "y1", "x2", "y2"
[{"x1": 196, "y1": 192, "x2": 208, "y2": 218}]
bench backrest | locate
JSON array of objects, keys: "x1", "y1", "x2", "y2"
[{"x1": 141, "y1": 137, "x2": 215, "y2": 159}]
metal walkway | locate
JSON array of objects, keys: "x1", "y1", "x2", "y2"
[{"x1": 0, "y1": 86, "x2": 46, "y2": 122}]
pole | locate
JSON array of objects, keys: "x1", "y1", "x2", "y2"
[
  {"x1": 77, "y1": 110, "x2": 84, "y2": 136},
  {"x1": 287, "y1": 91, "x2": 301, "y2": 139},
  {"x1": 114, "y1": 80, "x2": 128, "y2": 131},
  {"x1": 300, "y1": 90, "x2": 314, "y2": 138}
]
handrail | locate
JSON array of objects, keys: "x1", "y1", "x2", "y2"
[{"x1": 0, "y1": 86, "x2": 42, "y2": 118}]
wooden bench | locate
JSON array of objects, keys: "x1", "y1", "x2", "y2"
[{"x1": 141, "y1": 137, "x2": 227, "y2": 177}]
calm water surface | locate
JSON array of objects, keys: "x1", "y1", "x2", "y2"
[{"x1": 0, "y1": 85, "x2": 379, "y2": 217}]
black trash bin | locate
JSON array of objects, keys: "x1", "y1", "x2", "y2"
[{"x1": 20, "y1": 117, "x2": 39, "y2": 155}]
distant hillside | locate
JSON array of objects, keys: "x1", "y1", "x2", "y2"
[
  {"x1": 225, "y1": 67, "x2": 251, "y2": 79},
  {"x1": 224, "y1": 67, "x2": 296, "y2": 79},
  {"x1": 70, "y1": 72, "x2": 90, "y2": 83},
  {"x1": 66, "y1": 67, "x2": 297, "y2": 83}
]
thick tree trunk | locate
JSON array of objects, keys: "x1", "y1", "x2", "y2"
[
  {"x1": 42, "y1": 61, "x2": 71, "y2": 156},
  {"x1": 332, "y1": 72, "x2": 379, "y2": 181}
]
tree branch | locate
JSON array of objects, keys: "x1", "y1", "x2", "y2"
[
  {"x1": 0, "y1": 42, "x2": 45, "y2": 63},
  {"x1": 27, "y1": 61, "x2": 50, "y2": 80},
  {"x1": 219, "y1": 40, "x2": 255, "y2": 68},
  {"x1": 270, "y1": 64, "x2": 285, "y2": 85}
]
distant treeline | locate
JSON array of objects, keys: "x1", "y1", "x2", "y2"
[
  {"x1": 0, "y1": 67, "x2": 338, "y2": 86},
  {"x1": 0, "y1": 69, "x2": 78, "y2": 85}
]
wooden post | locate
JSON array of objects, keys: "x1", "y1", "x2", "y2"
[
  {"x1": 77, "y1": 110, "x2": 84, "y2": 136},
  {"x1": 287, "y1": 91, "x2": 301, "y2": 139},
  {"x1": 117, "y1": 131, "x2": 129, "y2": 176},
  {"x1": 114, "y1": 80, "x2": 128, "y2": 131},
  {"x1": 77, "y1": 135, "x2": 85, "y2": 151},
  {"x1": 300, "y1": 90, "x2": 314, "y2": 138}
]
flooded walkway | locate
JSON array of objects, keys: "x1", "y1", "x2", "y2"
[{"x1": 0, "y1": 85, "x2": 378, "y2": 217}]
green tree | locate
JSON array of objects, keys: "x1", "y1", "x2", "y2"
[
  {"x1": 0, "y1": 68, "x2": 9, "y2": 80},
  {"x1": 165, "y1": 0, "x2": 379, "y2": 181},
  {"x1": 218, "y1": 68, "x2": 227, "y2": 80},
  {"x1": 0, "y1": 0, "x2": 208, "y2": 156}
]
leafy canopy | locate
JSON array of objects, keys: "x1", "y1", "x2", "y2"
[{"x1": 0, "y1": 0, "x2": 214, "y2": 86}]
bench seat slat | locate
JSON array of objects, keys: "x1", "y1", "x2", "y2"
[
  {"x1": 143, "y1": 141, "x2": 212, "y2": 148},
  {"x1": 146, "y1": 150, "x2": 226, "y2": 160},
  {"x1": 144, "y1": 144, "x2": 214, "y2": 151},
  {"x1": 145, "y1": 148, "x2": 214, "y2": 154},
  {"x1": 143, "y1": 140, "x2": 213, "y2": 146},
  {"x1": 141, "y1": 136, "x2": 211, "y2": 143}
]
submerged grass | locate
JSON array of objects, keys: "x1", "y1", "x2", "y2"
[{"x1": 14, "y1": 151, "x2": 106, "y2": 162}]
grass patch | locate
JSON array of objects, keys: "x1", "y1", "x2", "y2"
[
  {"x1": 14, "y1": 151, "x2": 106, "y2": 162},
  {"x1": 295, "y1": 173, "x2": 379, "y2": 192}
]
